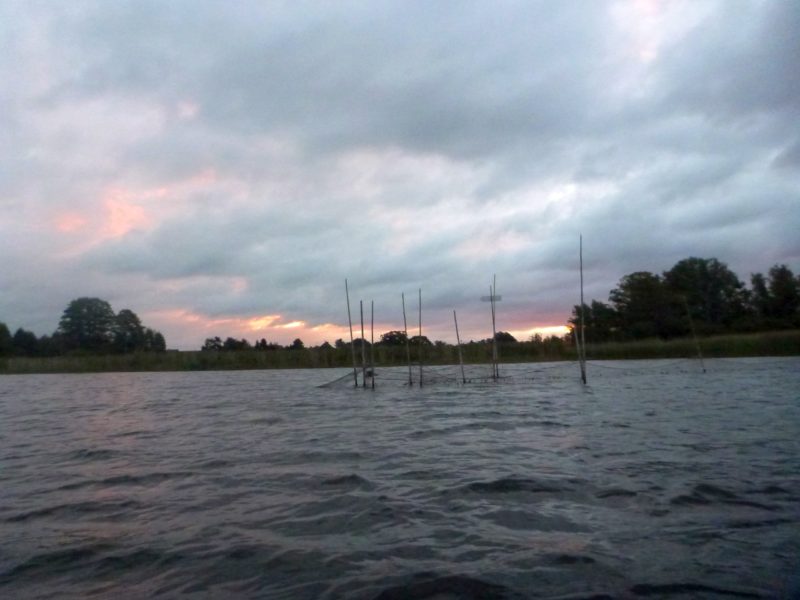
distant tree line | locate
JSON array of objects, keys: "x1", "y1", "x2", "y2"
[
  {"x1": 201, "y1": 336, "x2": 306, "y2": 351},
  {"x1": 199, "y1": 324, "x2": 574, "y2": 367},
  {"x1": 0, "y1": 297, "x2": 166, "y2": 357},
  {"x1": 568, "y1": 258, "x2": 800, "y2": 342}
]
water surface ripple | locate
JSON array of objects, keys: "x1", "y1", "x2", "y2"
[{"x1": 1, "y1": 358, "x2": 798, "y2": 598}]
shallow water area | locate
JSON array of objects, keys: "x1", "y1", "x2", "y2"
[{"x1": 1, "y1": 358, "x2": 799, "y2": 599}]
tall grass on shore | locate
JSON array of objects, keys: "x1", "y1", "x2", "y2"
[
  {"x1": 582, "y1": 330, "x2": 800, "y2": 361},
  {"x1": 1, "y1": 330, "x2": 798, "y2": 374}
]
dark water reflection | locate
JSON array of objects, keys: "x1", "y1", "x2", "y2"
[{"x1": 1, "y1": 358, "x2": 799, "y2": 599}]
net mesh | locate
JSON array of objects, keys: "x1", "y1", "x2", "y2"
[{"x1": 314, "y1": 357, "x2": 766, "y2": 388}]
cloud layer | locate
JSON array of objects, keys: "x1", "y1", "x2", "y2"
[{"x1": 2, "y1": 0, "x2": 798, "y2": 348}]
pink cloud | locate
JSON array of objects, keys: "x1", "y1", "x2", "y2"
[
  {"x1": 102, "y1": 198, "x2": 152, "y2": 238},
  {"x1": 55, "y1": 213, "x2": 88, "y2": 233}
]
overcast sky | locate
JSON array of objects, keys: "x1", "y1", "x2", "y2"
[{"x1": 1, "y1": 0, "x2": 798, "y2": 349}]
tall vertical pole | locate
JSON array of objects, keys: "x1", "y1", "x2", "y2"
[
  {"x1": 360, "y1": 300, "x2": 367, "y2": 388},
  {"x1": 345, "y1": 279, "x2": 358, "y2": 388},
  {"x1": 579, "y1": 236, "x2": 587, "y2": 385},
  {"x1": 683, "y1": 296, "x2": 706, "y2": 373},
  {"x1": 481, "y1": 280, "x2": 502, "y2": 381},
  {"x1": 492, "y1": 275, "x2": 500, "y2": 379},
  {"x1": 402, "y1": 292, "x2": 413, "y2": 386},
  {"x1": 454, "y1": 310, "x2": 466, "y2": 384},
  {"x1": 418, "y1": 288, "x2": 423, "y2": 387},
  {"x1": 370, "y1": 300, "x2": 376, "y2": 388},
  {"x1": 490, "y1": 279, "x2": 498, "y2": 380},
  {"x1": 573, "y1": 327, "x2": 581, "y2": 364}
]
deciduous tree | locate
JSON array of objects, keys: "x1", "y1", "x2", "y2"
[
  {"x1": 379, "y1": 330, "x2": 408, "y2": 346},
  {"x1": 767, "y1": 264, "x2": 799, "y2": 323},
  {"x1": 664, "y1": 257, "x2": 748, "y2": 331},
  {"x1": 58, "y1": 297, "x2": 116, "y2": 351},
  {"x1": 114, "y1": 308, "x2": 145, "y2": 352},
  {"x1": 609, "y1": 272, "x2": 681, "y2": 339},
  {"x1": 0, "y1": 323, "x2": 13, "y2": 356}
]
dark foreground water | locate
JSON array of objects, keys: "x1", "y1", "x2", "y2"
[{"x1": 1, "y1": 358, "x2": 799, "y2": 599}]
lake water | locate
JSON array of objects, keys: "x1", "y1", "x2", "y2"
[{"x1": 1, "y1": 358, "x2": 798, "y2": 599}]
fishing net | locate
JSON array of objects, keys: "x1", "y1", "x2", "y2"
[{"x1": 317, "y1": 357, "x2": 724, "y2": 388}]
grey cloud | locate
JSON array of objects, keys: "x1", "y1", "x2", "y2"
[
  {"x1": 48, "y1": 1, "x2": 614, "y2": 160},
  {"x1": 773, "y1": 139, "x2": 800, "y2": 170},
  {"x1": 656, "y1": 1, "x2": 800, "y2": 120},
  {"x1": 2, "y1": 1, "x2": 798, "y2": 347}
]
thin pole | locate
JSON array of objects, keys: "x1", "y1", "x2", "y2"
[
  {"x1": 492, "y1": 275, "x2": 500, "y2": 379},
  {"x1": 490, "y1": 281, "x2": 498, "y2": 381},
  {"x1": 418, "y1": 288, "x2": 423, "y2": 387},
  {"x1": 360, "y1": 300, "x2": 367, "y2": 388},
  {"x1": 370, "y1": 300, "x2": 375, "y2": 388},
  {"x1": 579, "y1": 236, "x2": 587, "y2": 385},
  {"x1": 402, "y1": 292, "x2": 413, "y2": 386},
  {"x1": 572, "y1": 327, "x2": 581, "y2": 367},
  {"x1": 454, "y1": 310, "x2": 466, "y2": 384},
  {"x1": 345, "y1": 279, "x2": 358, "y2": 388},
  {"x1": 683, "y1": 296, "x2": 706, "y2": 373}
]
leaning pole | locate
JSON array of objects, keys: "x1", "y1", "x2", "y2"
[
  {"x1": 578, "y1": 236, "x2": 587, "y2": 385},
  {"x1": 402, "y1": 292, "x2": 413, "y2": 386},
  {"x1": 345, "y1": 279, "x2": 358, "y2": 388}
]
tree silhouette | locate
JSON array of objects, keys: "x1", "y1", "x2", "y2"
[
  {"x1": 58, "y1": 297, "x2": 116, "y2": 351},
  {"x1": 114, "y1": 308, "x2": 145, "y2": 352}
]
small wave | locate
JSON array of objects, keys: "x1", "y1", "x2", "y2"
[
  {"x1": 484, "y1": 507, "x2": 590, "y2": 533},
  {"x1": 1, "y1": 543, "x2": 112, "y2": 582},
  {"x1": 69, "y1": 448, "x2": 117, "y2": 461},
  {"x1": 373, "y1": 574, "x2": 514, "y2": 600},
  {"x1": 670, "y1": 493, "x2": 712, "y2": 506},
  {"x1": 6, "y1": 499, "x2": 143, "y2": 523},
  {"x1": 547, "y1": 554, "x2": 597, "y2": 565},
  {"x1": 249, "y1": 416, "x2": 283, "y2": 425},
  {"x1": 321, "y1": 473, "x2": 373, "y2": 488},
  {"x1": 693, "y1": 484, "x2": 737, "y2": 499},
  {"x1": 726, "y1": 517, "x2": 793, "y2": 529},
  {"x1": 463, "y1": 476, "x2": 569, "y2": 495},
  {"x1": 410, "y1": 422, "x2": 516, "y2": 438},
  {"x1": 669, "y1": 484, "x2": 778, "y2": 510},
  {"x1": 222, "y1": 544, "x2": 260, "y2": 561},
  {"x1": 748, "y1": 484, "x2": 792, "y2": 495},
  {"x1": 101, "y1": 472, "x2": 193, "y2": 486},
  {"x1": 548, "y1": 595, "x2": 617, "y2": 600},
  {"x1": 629, "y1": 582, "x2": 763, "y2": 597},
  {"x1": 193, "y1": 459, "x2": 233, "y2": 470},
  {"x1": 93, "y1": 548, "x2": 182, "y2": 575},
  {"x1": 397, "y1": 469, "x2": 440, "y2": 480},
  {"x1": 595, "y1": 488, "x2": 637, "y2": 499},
  {"x1": 296, "y1": 450, "x2": 364, "y2": 462},
  {"x1": 527, "y1": 419, "x2": 571, "y2": 428},
  {"x1": 467, "y1": 410, "x2": 504, "y2": 417},
  {"x1": 109, "y1": 429, "x2": 157, "y2": 439},
  {"x1": 55, "y1": 471, "x2": 193, "y2": 491}
]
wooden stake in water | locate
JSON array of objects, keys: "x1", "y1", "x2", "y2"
[
  {"x1": 418, "y1": 288, "x2": 423, "y2": 388},
  {"x1": 454, "y1": 310, "x2": 466, "y2": 384},
  {"x1": 492, "y1": 275, "x2": 499, "y2": 379},
  {"x1": 572, "y1": 326, "x2": 581, "y2": 368},
  {"x1": 683, "y1": 296, "x2": 706, "y2": 373},
  {"x1": 579, "y1": 236, "x2": 587, "y2": 385},
  {"x1": 345, "y1": 279, "x2": 358, "y2": 388},
  {"x1": 481, "y1": 276, "x2": 502, "y2": 381},
  {"x1": 402, "y1": 292, "x2": 413, "y2": 386},
  {"x1": 360, "y1": 300, "x2": 367, "y2": 388},
  {"x1": 370, "y1": 300, "x2": 375, "y2": 389}
]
